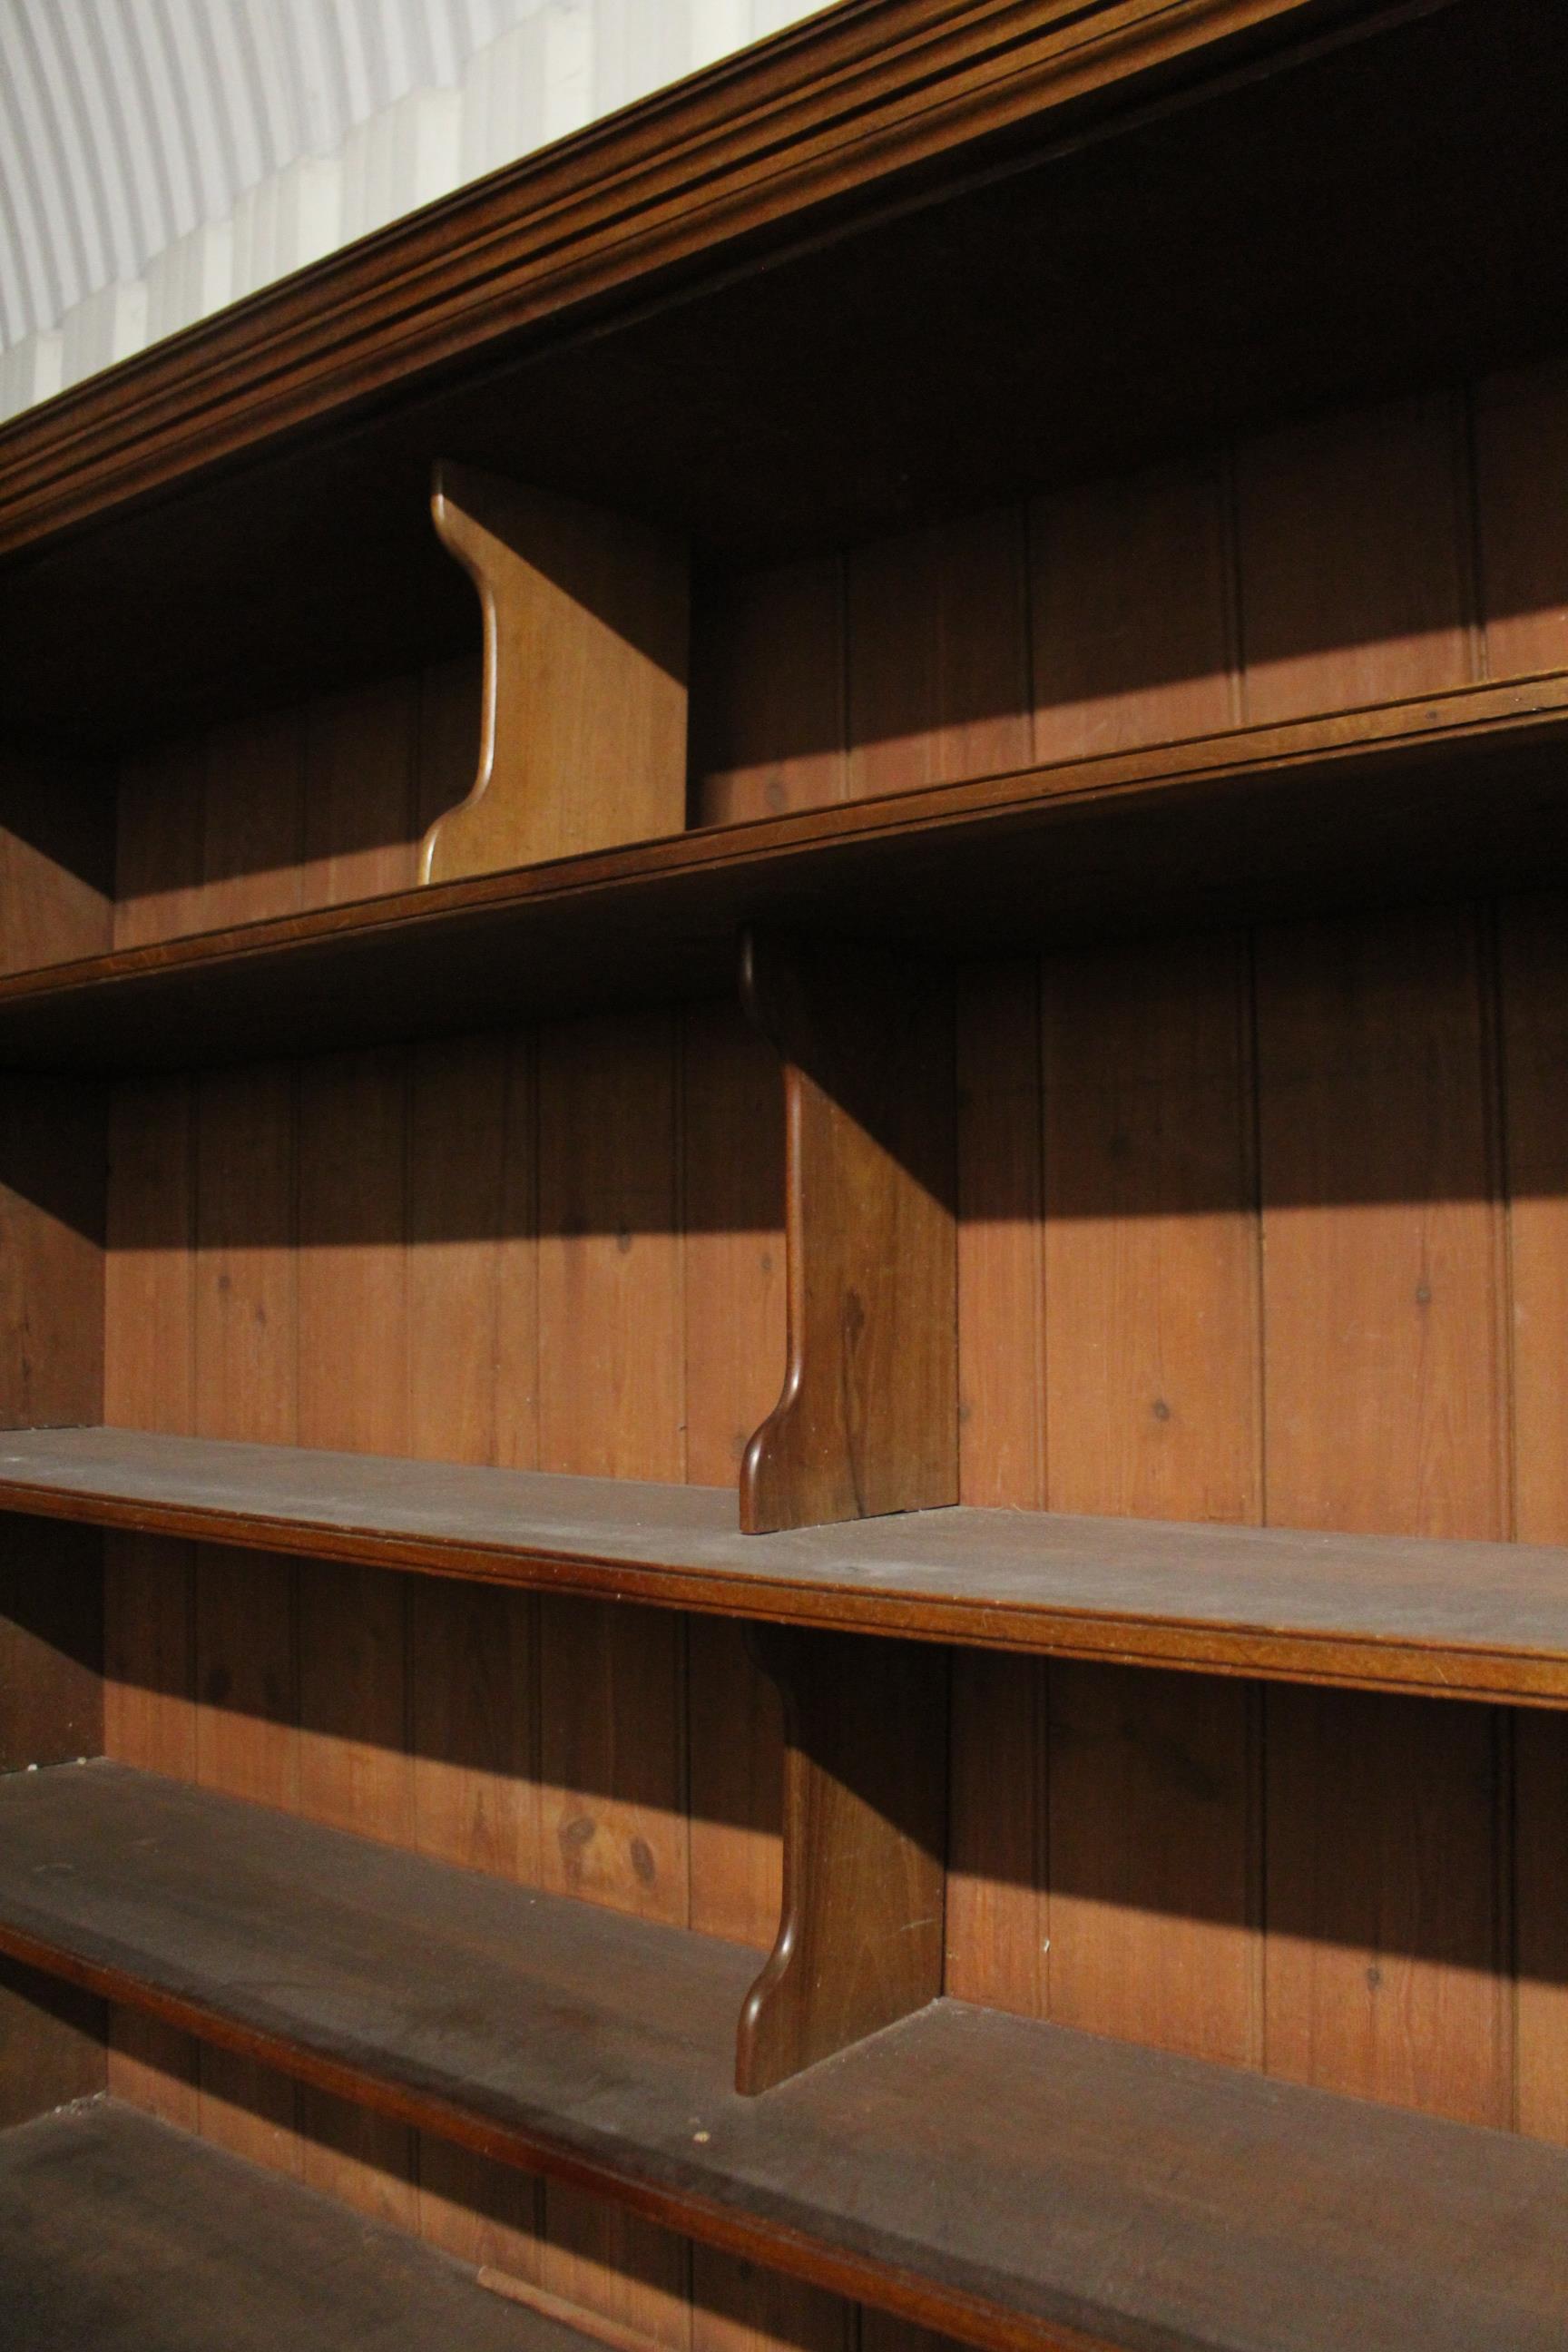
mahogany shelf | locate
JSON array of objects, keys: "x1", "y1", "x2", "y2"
[
  {"x1": 2, "y1": 674, "x2": 1567, "y2": 1072},
  {"x1": 1, "y1": 1761, "x2": 1564, "y2": 2352},
  {"x1": 0, "y1": 2095, "x2": 590, "y2": 2352},
  {"x1": 5, "y1": 1426, "x2": 1568, "y2": 1704}
]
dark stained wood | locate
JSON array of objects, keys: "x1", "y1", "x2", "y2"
[
  {"x1": 1030, "y1": 456, "x2": 1236, "y2": 760},
  {"x1": 0, "y1": 1081, "x2": 104, "y2": 1428},
  {"x1": 691, "y1": 558, "x2": 847, "y2": 826},
  {"x1": 739, "y1": 931, "x2": 956, "y2": 1533},
  {"x1": 1235, "y1": 392, "x2": 1474, "y2": 726},
  {"x1": 423, "y1": 466, "x2": 687, "y2": 881},
  {"x1": 0, "y1": 1957, "x2": 103, "y2": 2132},
  {"x1": 2, "y1": 677, "x2": 1568, "y2": 1072},
  {"x1": 1038, "y1": 933, "x2": 1262, "y2": 2071},
  {"x1": 1255, "y1": 901, "x2": 1511, "y2": 2127},
  {"x1": 1504, "y1": 893, "x2": 1568, "y2": 2141},
  {"x1": 4, "y1": 1765, "x2": 1568, "y2": 2352},
  {"x1": 0, "y1": 750, "x2": 113, "y2": 979},
  {"x1": 0, "y1": 1520, "x2": 101, "y2": 1772},
  {"x1": 0, "y1": 1042, "x2": 106, "y2": 2139},
  {"x1": 15, "y1": 1426, "x2": 1568, "y2": 1702},
  {"x1": 846, "y1": 507, "x2": 1031, "y2": 799},
  {"x1": 0, "y1": 2098, "x2": 598, "y2": 2352},
  {"x1": 100, "y1": 1071, "x2": 201, "y2": 2132},
  {"x1": 735, "y1": 1627, "x2": 946, "y2": 2093},
  {"x1": 0, "y1": 0, "x2": 1460, "y2": 579},
  {"x1": 0, "y1": 979, "x2": 103, "y2": 2128}
]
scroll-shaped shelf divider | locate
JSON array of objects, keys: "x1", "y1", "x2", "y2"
[
  {"x1": 420, "y1": 462, "x2": 689, "y2": 882},
  {"x1": 736, "y1": 1624, "x2": 948, "y2": 2093},
  {"x1": 739, "y1": 928, "x2": 957, "y2": 1534}
]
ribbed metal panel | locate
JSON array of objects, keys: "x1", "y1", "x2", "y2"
[
  {"x1": 0, "y1": 1, "x2": 565, "y2": 348},
  {"x1": 0, "y1": 0, "x2": 835, "y2": 419}
]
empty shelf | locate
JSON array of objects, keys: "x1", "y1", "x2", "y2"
[
  {"x1": 1, "y1": 678, "x2": 1566, "y2": 1073},
  {"x1": 0, "y1": 2094, "x2": 594, "y2": 2352},
  {"x1": 1, "y1": 1761, "x2": 1566, "y2": 2352},
  {"x1": 5, "y1": 1426, "x2": 1568, "y2": 1701}
]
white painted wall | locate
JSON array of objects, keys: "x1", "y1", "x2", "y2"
[{"x1": 0, "y1": 0, "x2": 829, "y2": 421}]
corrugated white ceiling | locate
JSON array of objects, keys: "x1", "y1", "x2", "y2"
[{"x1": 0, "y1": 0, "x2": 825, "y2": 410}]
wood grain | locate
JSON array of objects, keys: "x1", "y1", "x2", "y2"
[
  {"x1": 740, "y1": 932, "x2": 956, "y2": 1533},
  {"x1": 0, "y1": 748, "x2": 112, "y2": 979},
  {"x1": 1042, "y1": 933, "x2": 1259, "y2": 1526},
  {"x1": 1041, "y1": 929, "x2": 1261, "y2": 2067},
  {"x1": 23, "y1": 1425, "x2": 1568, "y2": 1701},
  {"x1": 1236, "y1": 394, "x2": 1475, "y2": 725},
  {"x1": 948, "y1": 960, "x2": 1046, "y2": 2015},
  {"x1": 1257, "y1": 903, "x2": 1511, "y2": 2124},
  {"x1": 200, "y1": 710, "x2": 307, "y2": 933},
  {"x1": 684, "y1": 999, "x2": 787, "y2": 1960},
  {"x1": 1031, "y1": 457, "x2": 1236, "y2": 760},
  {"x1": 302, "y1": 678, "x2": 419, "y2": 910},
  {"x1": 692, "y1": 560, "x2": 846, "y2": 827},
  {"x1": 115, "y1": 738, "x2": 206, "y2": 950},
  {"x1": 102, "y1": 1068, "x2": 201, "y2": 2122},
  {"x1": 1502, "y1": 890, "x2": 1568, "y2": 2141},
  {"x1": 295, "y1": 1041, "x2": 416, "y2": 2223},
  {"x1": 5, "y1": 1762, "x2": 1568, "y2": 2352},
  {"x1": 847, "y1": 508, "x2": 1030, "y2": 800},
  {"x1": 0, "y1": 0, "x2": 1367, "y2": 568},
  {"x1": 736, "y1": 1627, "x2": 946, "y2": 2093},
  {"x1": 423, "y1": 466, "x2": 688, "y2": 881},
  {"x1": 0, "y1": 1080, "x2": 104, "y2": 1432},
  {"x1": 534, "y1": 1003, "x2": 691, "y2": 2343},
  {"x1": 9, "y1": 671, "x2": 1568, "y2": 1076},
  {"x1": 1475, "y1": 358, "x2": 1568, "y2": 681},
  {"x1": 0, "y1": 1958, "x2": 103, "y2": 2131},
  {"x1": 0, "y1": 2099, "x2": 591, "y2": 2352}
]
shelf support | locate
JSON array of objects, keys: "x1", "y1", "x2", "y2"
[
  {"x1": 419, "y1": 463, "x2": 689, "y2": 883},
  {"x1": 740, "y1": 928, "x2": 957, "y2": 1534},
  {"x1": 737, "y1": 1624, "x2": 947, "y2": 2094}
]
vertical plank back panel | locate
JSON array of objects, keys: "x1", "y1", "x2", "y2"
[
  {"x1": 1502, "y1": 892, "x2": 1568, "y2": 2141},
  {"x1": 191, "y1": 1058, "x2": 301, "y2": 2170},
  {"x1": 200, "y1": 712, "x2": 306, "y2": 933},
  {"x1": 1040, "y1": 935, "x2": 1262, "y2": 2067},
  {"x1": 301, "y1": 679, "x2": 419, "y2": 911},
  {"x1": 407, "y1": 1026, "x2": 544, "y2": 2278},
  {"x1": 691, "y1": 561, "x2": 847, "y2": 827},
  {"x1": 295, "y1": 1042, "x2": 416, "y2": 2223},
  {"x1": 1030, "y1": 459, "x2": 1235, "y2": 761},
  {"x1": 103, "y1": 1074, "x2": 200, "y2": 2127},
  {"x1": 0, "y1": 747, "x2": 113, "y2": 976},
  {"x1": 1236, "y1": 393, "x2": 1475, "y2": 724},
  {"x1": 684, "y1": 999, "x2": 786, "y2": 1954},
  {"x1": 535, "y1": 1005, "x2": 691, "y2": 2347},
  {"x1": 1256, "y1": 905, "x2": 1511, "y2": 2126},
  {"x1": 989, "y1": 442, "x2": 1257, "y2": 2061},
  {"x1": 84, "y1": 350, "x2": 1568, "y2": 2337},
  {"x1": 847, "y1": 508, "x2": 1030, "y2": 801},
  {"x1": 115, "y1": 738, "x2": 207, "y2": 949},
  {"x1": 947, "y1": 961, "x2": 1046, "y2": 2013},
  {"x1": 1475, "y1": 360, "x2": 1568, "y2": 681}
]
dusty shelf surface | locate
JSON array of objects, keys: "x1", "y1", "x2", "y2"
[
  {"x1": 5, "y1": 1425, "x2": 1568, "y2": 1700},
  {"x1": 1, "y1": 1762, "x2": 1566, "y2": 2352},
  {"x1": 0, "y1": 2094, "x2": 595, "y2": 2352}
]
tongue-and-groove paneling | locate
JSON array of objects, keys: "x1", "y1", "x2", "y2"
[{"x1": 94, "y1": 350, "x2": 1568, "y2": 2351}]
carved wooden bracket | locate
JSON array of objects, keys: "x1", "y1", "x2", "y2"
[
  {"x1": 420, "y1": 463, "x2": 689, "y2": 883},
  {"x1": 740, "y1": 928, "x2": 957, "y2": 1534},
  {"x1": 736, "y1": 1624, "x2": 947, "y2": 2095}
]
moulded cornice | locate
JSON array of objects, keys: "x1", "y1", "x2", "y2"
[{"x1": 0, "y1": 0, "x2": 1426, "y2": 560}]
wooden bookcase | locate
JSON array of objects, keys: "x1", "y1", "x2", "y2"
[{"x1": 4, "y1": 2, "x2": 1568, "y2": 2346}]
